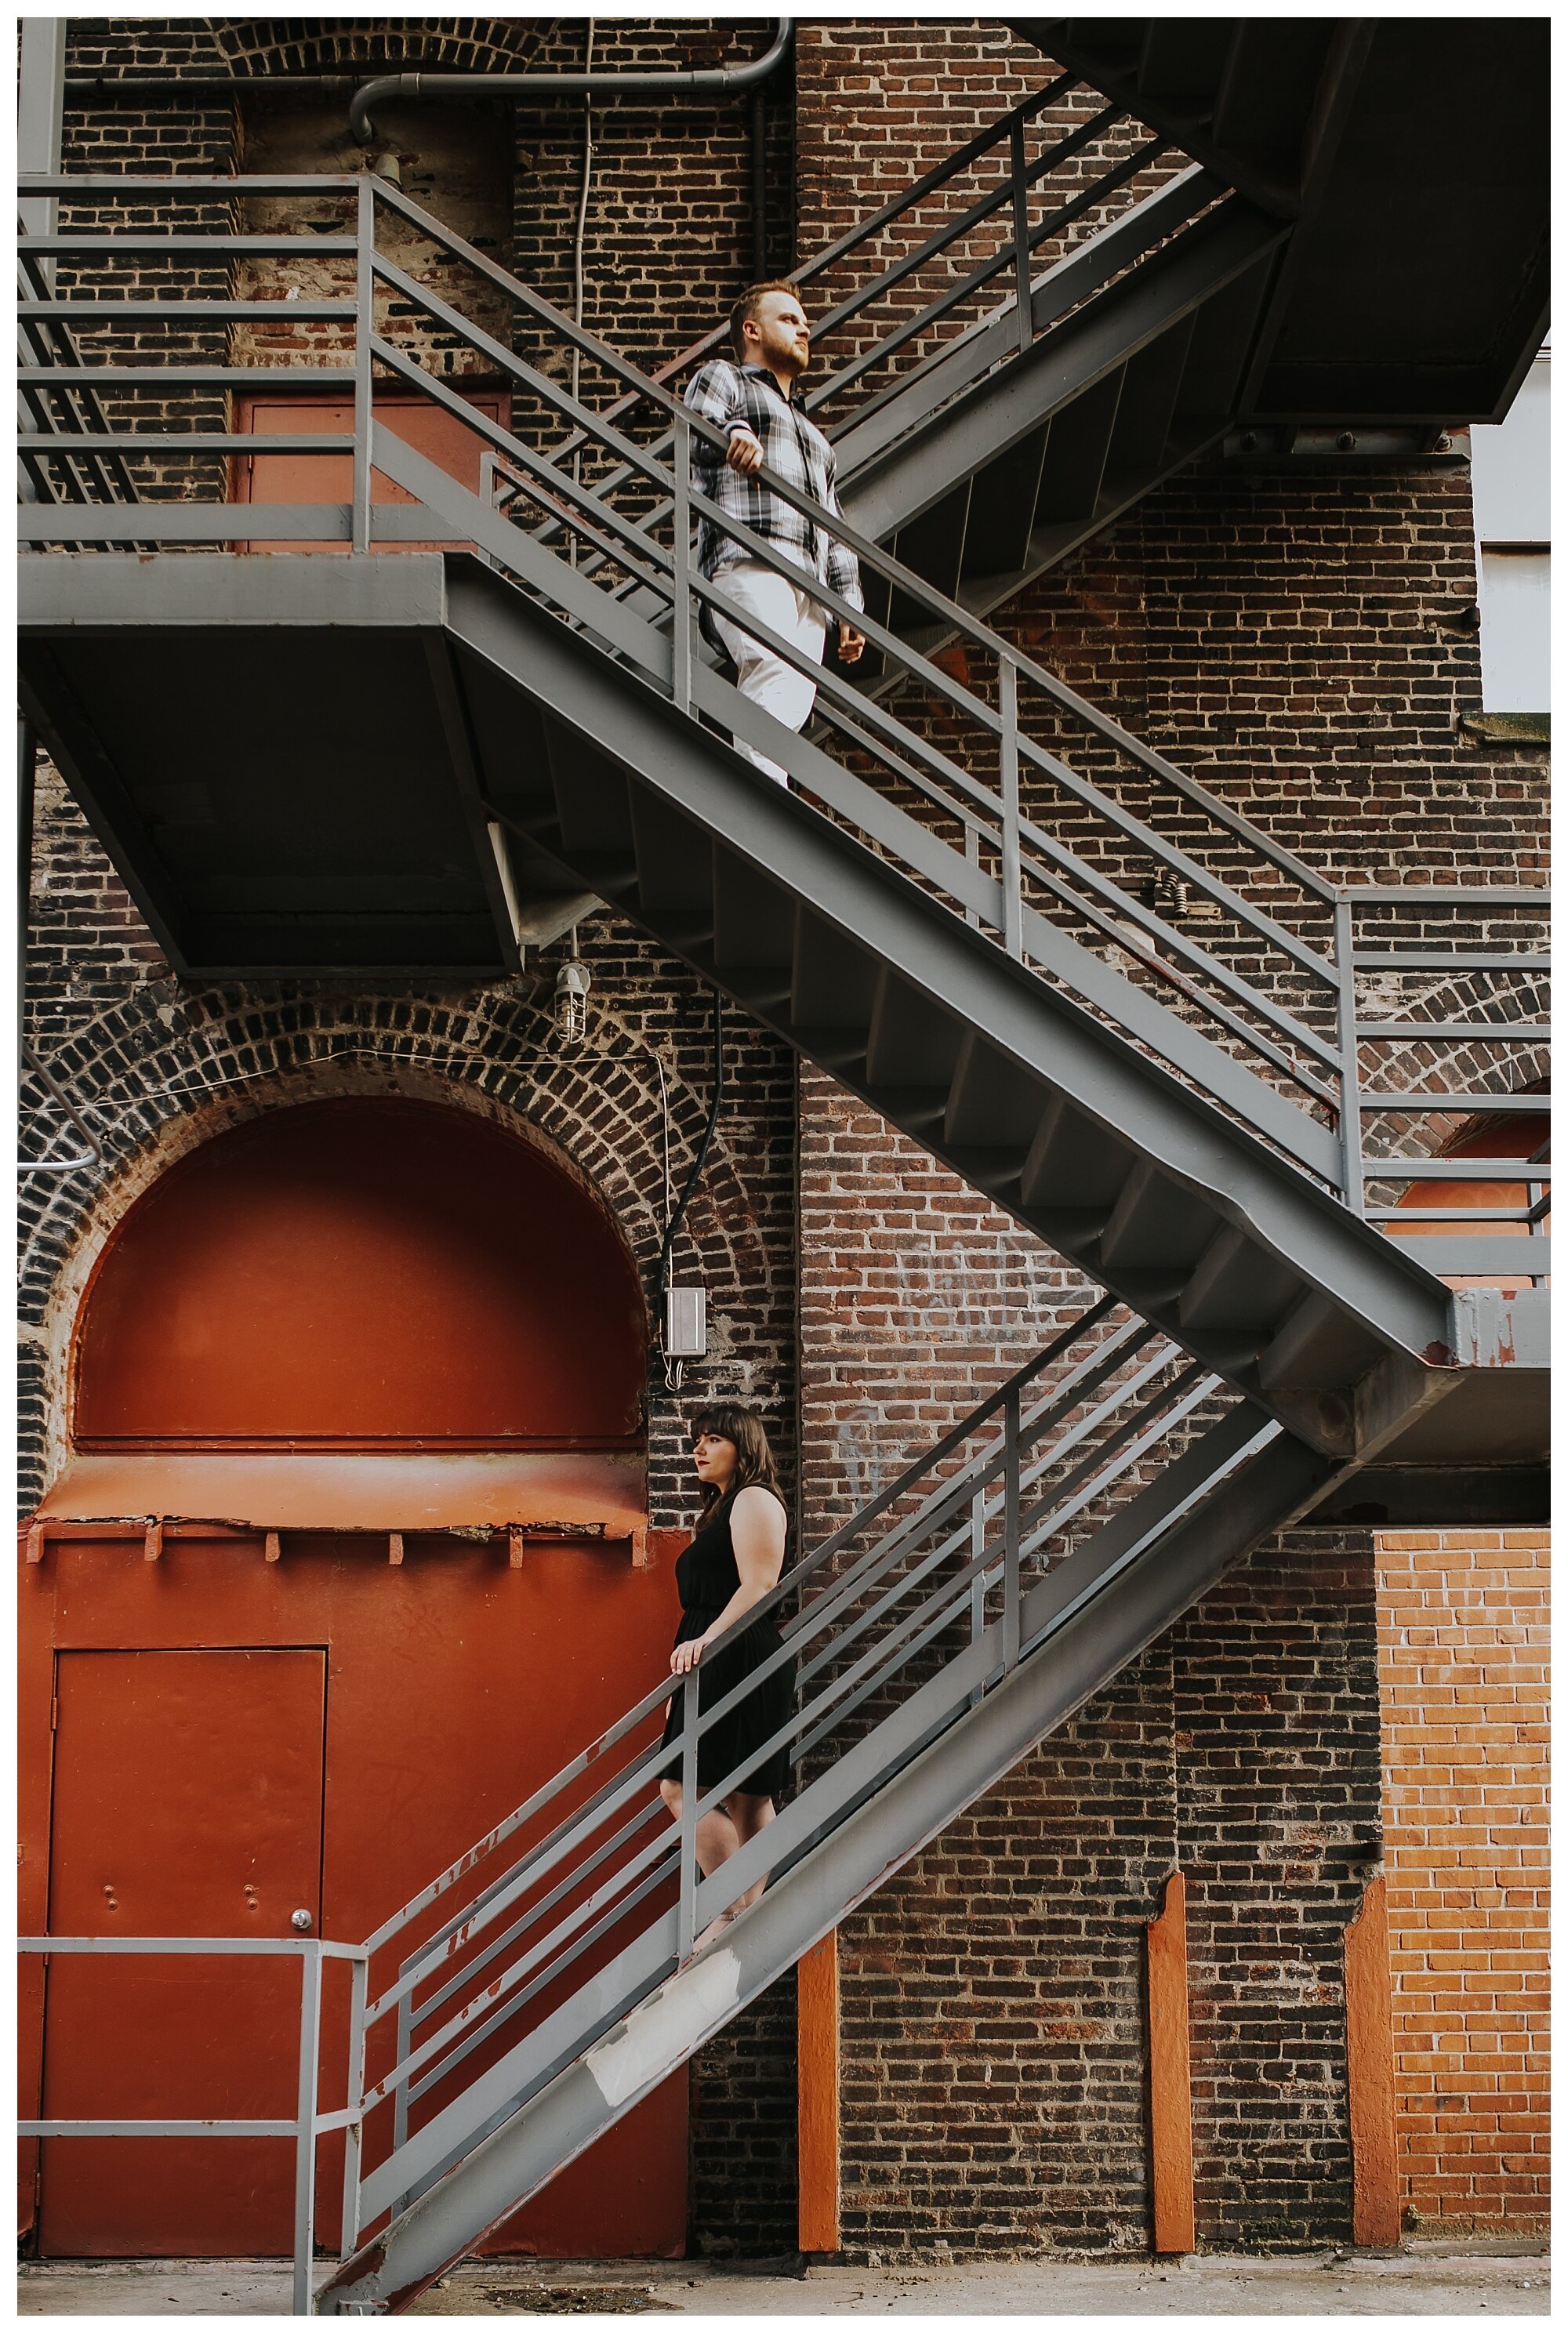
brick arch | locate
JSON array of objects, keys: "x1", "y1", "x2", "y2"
[
  {"x1": 19, "y1": 978, "x2": 775, "y2": 1516},
  {"x1": 209, "y1": 18, "x2": 557, "y2": 74}
]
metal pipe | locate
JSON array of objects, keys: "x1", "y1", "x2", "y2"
[
  {"x1": 751, "y1": 87, "x2": 768, "y2": 278},
  {"x1": 350, "y1": 19, "x2": 793, "y2": 145},
  {"x1": 18, "y1": 717, "x2": 37, "y2": 1054}
]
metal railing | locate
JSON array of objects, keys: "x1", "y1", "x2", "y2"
[
  {"x1": 20, "y1": 1298, "x2": 1276, "y2": 2309},
  {"x1": 16, "y1": 1933, "x2": 360, "y2": 2316},
  {"x1": 15, "y1": 165, "x2": 1549, "y2": 1279},
  {"x1": 324, "y1": 1301, "x2": 1261, "y2": 2282}
]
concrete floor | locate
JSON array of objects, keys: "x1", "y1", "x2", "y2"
[{"x1": 16, "y1": 2241, "x2": 1549, "y2": 2316}]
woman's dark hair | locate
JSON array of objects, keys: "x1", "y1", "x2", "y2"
[{"x1": 691, "y1": 1402, "x2": 787, "y2": 1522}]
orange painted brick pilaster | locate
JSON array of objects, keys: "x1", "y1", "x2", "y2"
[{"x1": 1374, "y1": 1530, "x2": 1549, "y2": 2235}]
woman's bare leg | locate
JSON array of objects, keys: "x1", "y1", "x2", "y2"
[
  {"x1": 659, "y1": 1776, "x2": 740, "y2": 1878},
  {"x1": 660, "y1": 1778, "x2": 742, "y2": 1948},
  {"x1": 717, "y1": 1790, "x2": 776, "y2": 1914}
]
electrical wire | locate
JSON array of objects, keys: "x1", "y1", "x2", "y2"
[{"x1": 655, "y1": 985, "x2": 724, "y2": 1389}]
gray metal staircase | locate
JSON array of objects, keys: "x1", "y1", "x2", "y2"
[
  {"x1": 306, "y1": 1303, "x2": 1349, "y2": 2312},
  {"x1": 16, "y1": 165, "x2": 1548, "y2": 1482},
  {"x1": 13, "y1": 57, "x2": 1549, "y2": 2307}
]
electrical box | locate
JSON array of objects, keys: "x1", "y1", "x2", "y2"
[{"x1": 664, "y1": 1286, "x2": 708, "y2": 1359}]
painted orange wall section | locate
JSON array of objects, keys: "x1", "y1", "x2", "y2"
[
  {"x1": 1374, "y1": 1530, "x2": 1549, "y2": 2233},
  {"x1": 1145, "y1": 1872, "x2": 1194, "y2": 2255},
  {"x1": 73, "y1": 1098, "x2": 647, "y2": 1446}
]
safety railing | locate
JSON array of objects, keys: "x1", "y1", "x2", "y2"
[
  {"x1": 16, "y1": 167, "x2": 1549, "y2": 1280},
  {"x1": 314, "y1": 1297, "x2": 1257, "y2": 2282},
  {"x1": 18, "y1": 1300, "x2": 1274, "y2": 2311},
  {"x1": 16, "y1": 1933, "x2": 361, "y2": 2316}
]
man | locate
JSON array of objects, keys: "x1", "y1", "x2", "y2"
[{"x1": 684, "y1": 282, "x2": 866, "y2": 784}]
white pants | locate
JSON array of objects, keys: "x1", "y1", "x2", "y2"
[{"x1": 711, "y1": 558, "x2": 826, "y2": 785}]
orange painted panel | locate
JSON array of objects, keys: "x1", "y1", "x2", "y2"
[
  {"x1": 73, "y1": 1099, "x2": 647, "y2": 1447},
  {"x1": 797, "y1": 1932, "x2": 840, "y2": 2251},
  {"x1": 1345, "y1": 1875, "x2": 1401, "y2": 2247},
  {"x1": 1145, "y1": 1871, "x2": 1195, "y2": 2255},
  {"x1": 26, "y1": 1533, "x2": 688, "y2": 2258},
  {"x1": 1389, "y1": 1109, "x2": 1549, "y2": 1296},
  {"x1": 40, "y1": 1649, "x2": 326, "y2": 2256},
  {"x1": 233, "y1": 388, "x2": 506, "y2": 551}
]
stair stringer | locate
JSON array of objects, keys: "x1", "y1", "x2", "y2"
[
  {"x1": 316, "y1": 1415, "x2": 1348, "y2": 2313},
  {"x1": 436, "y1": 553, "x2": 1461, "y2": 1438}
]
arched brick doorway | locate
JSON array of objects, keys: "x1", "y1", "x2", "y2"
[{"x1": 20, "y1": 1097, "x2": 688, "y2": 2262}]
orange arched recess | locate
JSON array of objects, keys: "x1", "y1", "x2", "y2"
[{"x1": 73, "y1": 1097, "x2": 648, "y2": 1448}]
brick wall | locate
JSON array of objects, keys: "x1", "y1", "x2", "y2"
[
  {"x1": 30, "y1": 9, "x2": 1549, "y2": 2266},
  {"x1": 1374, "y1": 1531, "x2": 1550, "y2": 2236},
  {"x1": 20, "y1": 766, "x2": 799, "y2": 1531}
]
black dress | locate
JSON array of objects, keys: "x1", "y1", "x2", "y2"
[{"x1": 657, "y1": 1486, "x2": 793, "y2": 1799}]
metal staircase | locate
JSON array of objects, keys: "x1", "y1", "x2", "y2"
[
  {"x1": 13, "y1": 37, "x2": 1549, "y2": 2307},
  {"x1": 303, "y1": 1301, "x2": 1348, "y2": 2311},
  {"x1": 16, "y1": 160, "x2": 1548, "y2": 1478}
]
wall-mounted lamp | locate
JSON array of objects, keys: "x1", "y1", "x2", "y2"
[{"x1": 554, "y1": 938, "x2": 591, "y2": 1043}]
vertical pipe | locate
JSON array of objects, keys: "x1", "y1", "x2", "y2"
[
  {"x1": 999, "y1": 658, "x2": 1023, "y2": 959},
  {"x1": 967, "y1": 1488, "x2": 986, "y2": 1710},
  {"x1": 292, "y1": 1939, "x2": 325, "y2": 2316},
  {"x1": 1002, "y1": 1388, "x2": 1021, "y2": 1674},
  {"x1": 352, "y1": 175, "x2": 375, "y2": 555},
  {"x1": 1010, "y1": 117, "x2": 1033, "y2": 358},
  {"x1": 1334, "y1": 895, "x2": 1364, "y2": 1214},
  {"x1": 677, "y1": 1668, "x2": 700, "y2": 1965},
  {"x1": 18, "y1": 717, "x2": 38, "y2": 1056},
  {"x1": 339, "y1": 1954, "x2": 369, "y2": 2266},
  {"x1": 751, "y1": 88, "x2": 768, "y2": 278},
  {"x1": 671, "y1": 410, "x2": 691, "y2": 713}
]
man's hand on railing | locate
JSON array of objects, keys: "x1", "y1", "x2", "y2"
[{"x1": 725, "y1": 426, "x2": 764, "y2": 476}]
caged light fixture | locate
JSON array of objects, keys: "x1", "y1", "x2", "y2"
[{"x1": 554, "y1": 931, "x2": 592, "y2": 1043}]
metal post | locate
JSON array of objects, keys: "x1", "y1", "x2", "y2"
[
  {"x1": 18, "y1": 19, "x2": 66, "y2": 269},
  {"x1": 1334, "y1": 895, "x2": 1365, "y2": 1214},
  {"x1": 677, "y1": 1667, "x2": 699, "y2": 1965},
  {"x1": 1002, "y1": 1390, "x2": 1022, "y2": 1674},
  {"x1": 352, "y1": 175, "x2": 375, "y2": 557},
  {"x1": 1010, "y1": 118, "x2": 1033, "y2": 358},
  {"x1": 967, "y1": 1488, "x2": 987, "y2": 1710},
  {"x1": 999, "y1": 658, "x2": 1024, "y2": 960},
  {"x1": 671, "y1": 410, "x2": 692, "y2": 715},
  {"x1": 19, "y1": 718, "x2": 38, "y2": 1058},
  {"x1": 293, "y1": 1939, "x2": 324, "y2": 2316},
  {"x1": 339, "y1": 1954, "x2": 369, "y2": 2269}
]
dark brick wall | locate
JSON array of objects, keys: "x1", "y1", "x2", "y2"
[
  {"x1": 831, "y1": 1536, "x2": 1381, "y2": 2259},
  {"x1": 20, "y1": 770, "x2": 799, "y2": 1531},
  {"x1": 27, "y1": 11, "x2": 1547, "y2": 2267}
]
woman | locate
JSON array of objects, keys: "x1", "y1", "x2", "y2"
[{"x1": 658, "y1": 1402, "x2": 793, "y2": 1949}]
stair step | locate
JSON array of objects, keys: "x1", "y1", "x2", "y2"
[
  {"x1": 1029, "y1": 366, "x2": 1127, "y2": 530},
  {"x1": 960, "y1": 424, "x2": 1051, "y2": 582},
  {"x1": 945, "y1": 1032, "x2": 1051, "y2": 1150},
  {"x1": 1020, "y1": 1098, "x2": 1136, "y2": 1215},
  {"x1": 711, "y1": 843, "x2": 798, "y2": 972},
  {"x1": 1104, "y1": 314, "x2": 1196, "y2": 478},
  {"x1": 1098, "y1": 1161, "x2": 1221, "y2": 1282},
  {"x1": 1136, "y1": 20, "x2": 1236, "y2": 105},
  {"x1": 864, "y1": 967, "x2": 964, "y2": 1090},
  {"x1": 790, "y1": 909, "x2": 881, "y2": 1031}
]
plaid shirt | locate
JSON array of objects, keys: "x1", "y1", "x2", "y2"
[{"x1": 683, "y1": 359, "x2": 864, "y2": 619}]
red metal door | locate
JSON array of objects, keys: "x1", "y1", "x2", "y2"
[{"x1": 39, "y1": 1649, "x2": 326, "y2": 2255}]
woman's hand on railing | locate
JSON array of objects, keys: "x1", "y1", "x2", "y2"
[{"x1": 670, "y1": 1634, "x2": 709, "y2": 1674}]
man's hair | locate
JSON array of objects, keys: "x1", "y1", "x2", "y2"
[{"x1": 728, "y1": 280, "x2": 803, "y2": 358}]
